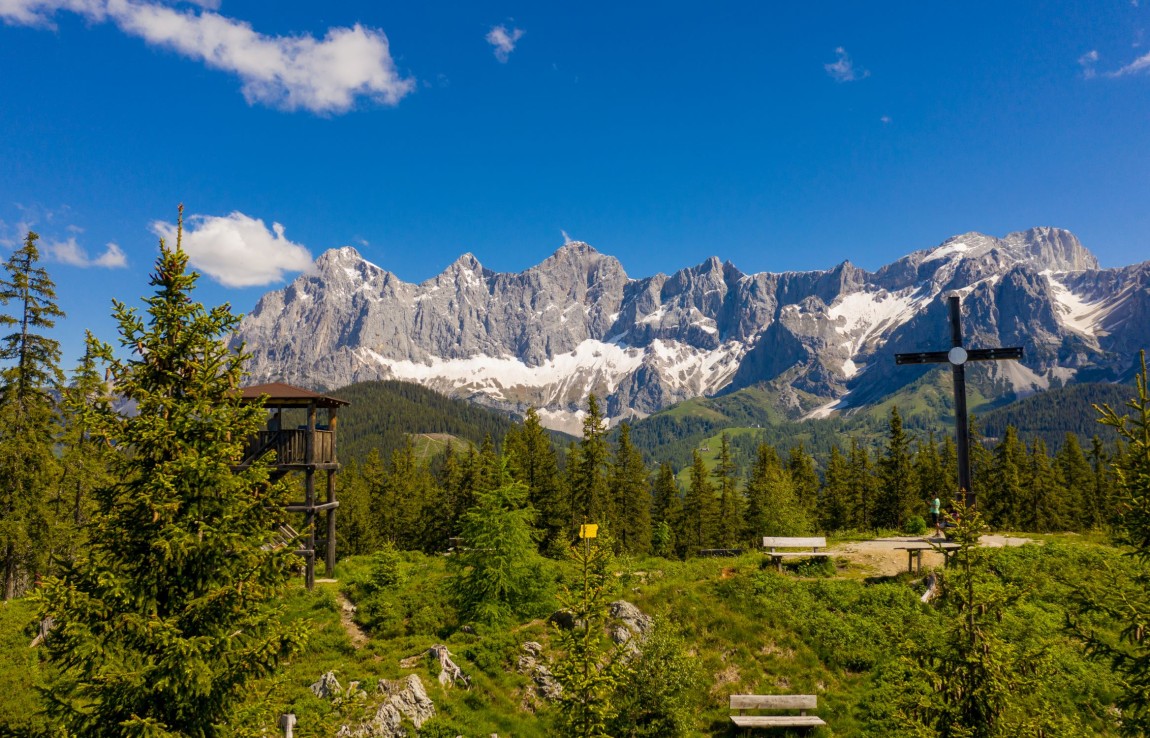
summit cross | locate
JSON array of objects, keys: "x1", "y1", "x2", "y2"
[{"x1": 895, "y1": 294, "x2": 1023, "y2": 509}]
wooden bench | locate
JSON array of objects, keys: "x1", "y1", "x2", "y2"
[
  {"x1": 893, "y1": 539, "x2": 960, "y2": 573},
  {"x1": 730, "y1": 694, "x2": 826, "y2": 731},
  {"x1": 762, "y1": 537, "x2": 832, "y2": 572}
]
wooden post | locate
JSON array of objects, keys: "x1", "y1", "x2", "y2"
[{"x1": 325, "y1": 469, "x2": 336, "y2": 578}]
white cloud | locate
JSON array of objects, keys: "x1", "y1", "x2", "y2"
[
  {"x1": 1111, "y1": 49, "x2": 1150, "y2": 76},
  {"x1": 561, "y1": 229, "x2": 573, "y2": 244},
  {"x1": 1078, "y1": 49, "x2": 1099, "y2": 78},
  {"x1": 0, "y1": 0, "x2": 414, "y2": 113},
  {"x1": 824, "y1": 46, "x2": 868, "y2": 82},
  {"x1": 46, "y1": 236, "x2": 127, "y2": 268},
  {"x1": 880, "y1": 115, "x2": 892, "y2": 124},
  {"x1": 151, "y1": 211, "x2": 312, "y2": 287},
  {"x1": 486, "y1": 24, "x2": 524, "y2": 63}
]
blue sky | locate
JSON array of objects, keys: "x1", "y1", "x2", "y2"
[{"x1": 1, "y1": 1, "x2": 1148, "y2": 367}]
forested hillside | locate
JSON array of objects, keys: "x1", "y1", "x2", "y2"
[{"x1": 330, "y1": 380, "x2": 540, "y2": 464}]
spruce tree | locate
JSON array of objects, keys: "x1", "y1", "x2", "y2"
[
  {"x1": 679, "y1": 449, "x2": 717, "y2": 554},
  {"x1": 786, "y1": 442, "x2": 820, "y2": 518},
  {"x1": 0, "y1": 231, "x2": 64, "y2": 599},
  {"x1": 1076, "y1": 353, "x2": 1150, "y2": 734},
  {"x1": 570, "y1": 395, "x2": 613, "y2": 530},
  {"x1": 985, "y1": 426, "x2": 1026, "y2": 530},
  {"x1": 451, "y1": 476, "x2": 548, "y2": 624},
  {"x1": 1025, "y1": 438, "x2": 1061, "y2": 532},
  {"x1": 36, "y1": 213, "x2": 303, "y2": 737},
  {"x1": 713, "y1": 433, "x2": 743, "y2": 547},
  {"x1": 847, "y1": 437, "x2": 877, "y2": 530},
  {"x1": 52, "y1": 337, "x2": 114, "y2": 565},
  {"x1": 1056, "y1": 433, "x2": 1093, "y2": 529},
  {"x1": 552, "y1": 534, "x2": 625, "y2": 737},
  {"x1": 876, "y1": 406, "x2": 914, "y2": 529},
  {"x1": 744, "y1": 442, "x2": 807, "y2": 537},
  {"x1": 506, "y1": 407, "x2": 568, "y2": 551},
  {"x1": 610, "y1": 424, "x2": 652, "y2": 554},
  {"x1": 820, "y1": 445, "x2": 851, "y2": 532},
  {"x1": 650, "y1": 463, "x2": 681, "y2": 558},
  {"x1": 1086, "y1": 434, "x2": 1116, "y2": 529}
]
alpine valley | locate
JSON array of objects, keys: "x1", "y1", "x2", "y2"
[{"x1": 233, "y1": 227, "x2": 1149, "y2": 434}]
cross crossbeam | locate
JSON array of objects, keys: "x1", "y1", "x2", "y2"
[{"x1": 895, "y1": 295, "x2": 1023, "y2": 509}]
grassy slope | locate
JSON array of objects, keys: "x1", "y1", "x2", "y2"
[{"x1": 0, "y1": 537, "x2": 1127, "y2": 737}]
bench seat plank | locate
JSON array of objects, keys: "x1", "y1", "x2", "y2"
[
  {"x1": 769, "y1": 551, "x2": 832, "y2": 558},
  {"x1": 731, "y1": 716, "x2": 827, "y2": 728},
  {"x1": 731, "y1": 695, "x2": 817, "y2": 710},
  {"x1": 762, "y1": 536, "x2": 826, "y2": 549}
]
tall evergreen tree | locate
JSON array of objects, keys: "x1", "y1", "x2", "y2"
[
  {"x1": 1024, "y1": 437, "x2": 1062, "y2": 532},
  {"x1": 985, "y1": 426, "x2": 1026, "y2": 530},
  {"x1": 611, "y1": 424, "x2": 652, "y2": 554},
  {"x1": 914, "y1": 432, "x2": 948, "y2": 511},
  {"x1": 713, "y1": 433, "x2": 743, "y2": 547},
  {"x1": 1056, "y1": 433, "x2": 1093, "y2": 530},
  {"x1": 1086, "y1": 434, "x2": 1116, "y2": 529},
  {"x1": 506, "y1": 407, "x2": 568, "y2": 551},
  {"x1": 820, "y1": 445, "x2": 851, "y2": 532},
  {"x1": 876, "y1": 406, "x2": 914, "y2": 529},
  {"x1": 0, "y1": 231, "x2": 64, "y2": 599},
  {"x1": 650, "y1": 462, "x2": 681, "y2": 558},
  {"x1": 679, "y1": 449, "x2": 717, "y2": 555},
  {"x1": 1076, "y1": 352, "x2": 1150, "y2": 735},
  {"x1": 570, "y1": 395, "x2": 613, "y2": 530},
  {"x1": 744, "y1": 442, "x2": 807, "y2": 538},
  {"x1": 847, "y1": 437, "x2": 877, "y2": 530},
  {"x1": 786, "y1": 442, "x2": 820, "y2": 517},
  {"x1": 36, "y1": 212, "x2": 302, "y2": 736},
  {"x1": 451, "y1": 476, "x2": 548, "y2": 624},
  {"x1": 52, "y1": 338, "x2": 113, "y2": 566}
]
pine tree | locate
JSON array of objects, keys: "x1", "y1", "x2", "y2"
[
  {"x1": 847, "y1": 437, "x2": 877, "y2": 530},
  {"x1": 713, "y1": 433, "x2": 743, "y2": 547},
  {"x1": 36, "y1": 211, "x2": 303, "y2": 736},
  {"x1": 1075, "y1": 352, "x2": 1150, "y2": 735},
  {"x1": 611, "y1": 424, "x2": 652, "y2": 554},
  {"x1": 506, "y1": 407, "x2": 568, "y2": 551},
  {"x1": 820, "y1": 445, "x2": 851, "y2": 532},
  {"x1": 876, "y1": 406, "x2": 914, "y2": 530},
  {"x1": 0, "y1": 231, "x2": 64, "y2": 599},
  {"x1": 1056, "y1": 433, "x2": 1093, "y2": 530},
  {"x1": 650, "y1": 463, "x2": 681, "y2": 558},
  {"x1": 552, "y1": 534, "x2": 625, "y2": 737},
  {"x1": 52, "y1": 338, "x2": 114, "y2": 566},
  {"x1": 744, "y1": 442, "x2": 808, "y2": 538},
  {"x1": 679, "y1": 449, "x2": 717, "y2": 554},
  {"x1": 1086, "y1": 434, "x2": 1116, "y2": 529},
  {"x1": 570, "y1": 395, "x2": 613, "y2": 530},
  {"x1": 1025, "y1": 437, "x2": 1061, "y2": 532},
  {"x1": 985, "y1": 426, "x2": 1026, "y2": 530},
  {"x1": 914, "y1": 432, "x2": 948, "y2": 514},
  {"x1": 786, "y1": 442, "x2": 820, "y2": 517},
  {"x1": 451, "y1": 476, "x2": 548, "y2": 624}
]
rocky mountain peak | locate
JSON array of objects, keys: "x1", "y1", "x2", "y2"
[
  {"x1": 1001, "y1": 227, "x2": 1098, "y2": 271},
  {"x1": 234, "y1": 227, "x2": 1144, "y2": 431}
]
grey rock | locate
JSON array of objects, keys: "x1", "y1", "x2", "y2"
[
  {"x1": 341, "y1": 674, "x2": 436, "y2": 738},
  {"x1": 310, "y1": 671, "x2": 342, "y2": 699}
]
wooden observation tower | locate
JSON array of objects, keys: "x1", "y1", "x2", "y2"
[{"x1": 236, "y1": 383, "x2": 349, "y2": 589}]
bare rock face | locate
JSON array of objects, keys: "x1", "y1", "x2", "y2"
[
  {"x1": 234, "y1": 228, "x2": 1148, "y2": 428},
  {"x1": 338, "y1": 674, "x2": 436, "y2": 738},
  {"x1": 310, "y1": 671, "x2": 343, "y2": 700},
  {"x1": 517, "y1": 641, "x2": 562, "y2": 703},
  {"x1": 609, "y1": 600, "x2": 653, "y2": 644}
]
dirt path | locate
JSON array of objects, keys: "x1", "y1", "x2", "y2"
[
  {"x1": 831, "y1": 535, "x2": 1034, "y2": 577},
  {"x1": 336, "y1": 591, "x2": 369, "y2": 649}
]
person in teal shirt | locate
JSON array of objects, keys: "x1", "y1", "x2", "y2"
[{"x1": 930, "y1": 496, "x2": 942, "y2": 536}]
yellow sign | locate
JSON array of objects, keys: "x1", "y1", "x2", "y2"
[{"x1": 579, "y1": 524, "x2": 599, "y2": 539}]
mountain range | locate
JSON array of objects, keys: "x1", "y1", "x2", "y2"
[{"x1": 232, "y1": 227, "x2": 1149, "y2": 434}]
